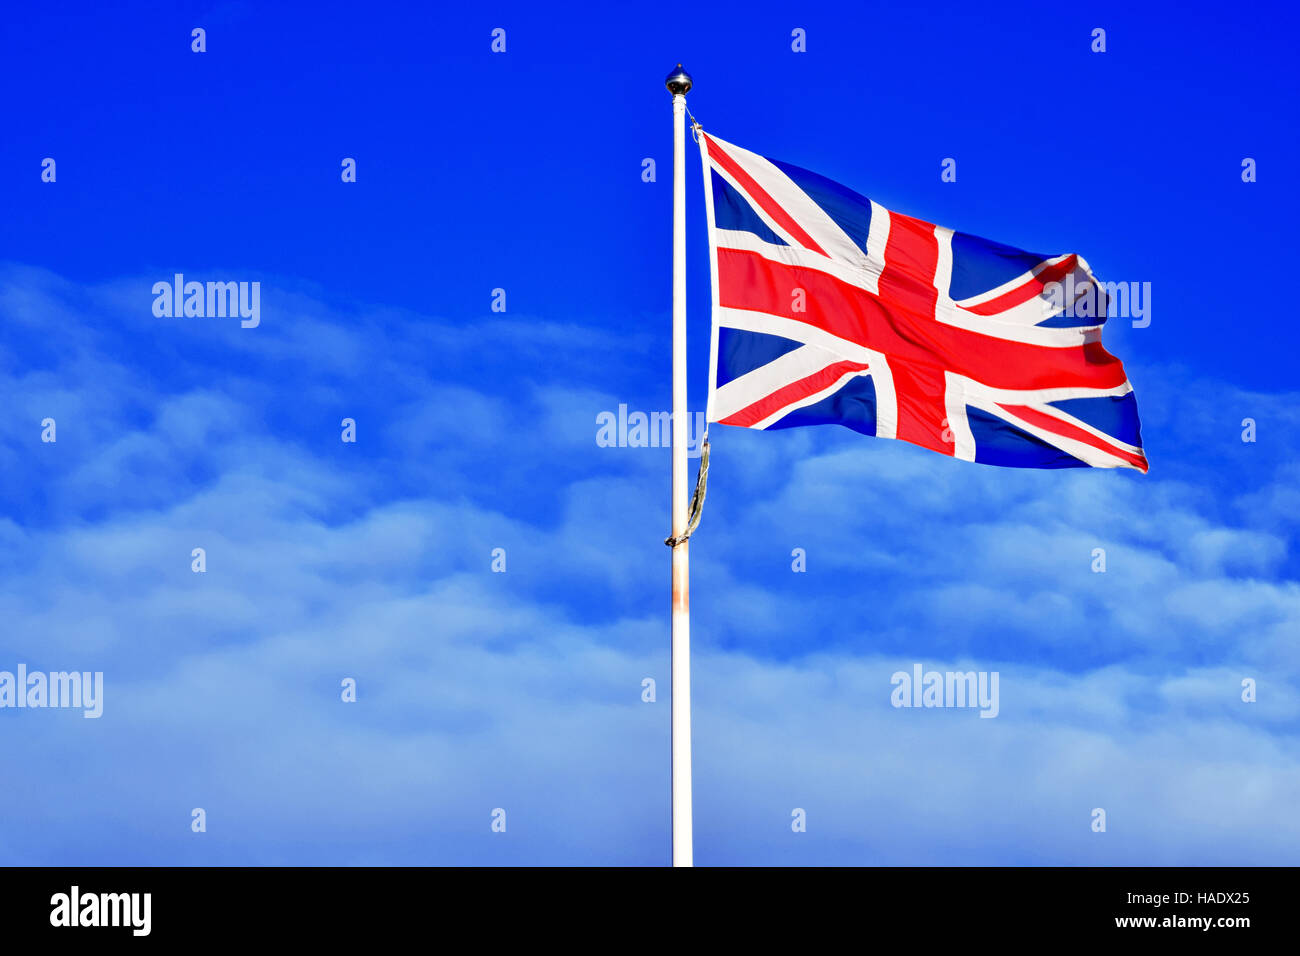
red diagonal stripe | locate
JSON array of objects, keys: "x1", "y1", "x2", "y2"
[
  {"x1": 959, "y1": 255, "x2": 1079, "y2": 316},
  {"x1": 997, "y1": 403, "x2": 1148, "y2": 471},
  {"x1": 706, "y1": 135, "x2": 829, "y2": 258},
  {"x1": 720, "y1": 359, "x2": 870, "y2": 428}
]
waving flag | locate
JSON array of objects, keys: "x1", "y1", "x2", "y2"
[{"x1": 699, "y1": 132, "x2": 1148, "y2": 471}]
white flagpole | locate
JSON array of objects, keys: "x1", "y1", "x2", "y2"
[{"x1": 666, "y1": 62, "x2": 694, "y2": 868}]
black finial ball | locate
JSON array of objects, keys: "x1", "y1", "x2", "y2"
[{"x1": 665, "y1": 63, "x2": 692, "y2": 95}]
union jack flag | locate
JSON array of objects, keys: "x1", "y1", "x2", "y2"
[{"x1": 699, "y1": 131, "x2": 1148, "y2": 472}]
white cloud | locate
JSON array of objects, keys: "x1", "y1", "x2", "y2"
[{"x1": 1, "y1": 264, "x2": 1297, "y2": 864}]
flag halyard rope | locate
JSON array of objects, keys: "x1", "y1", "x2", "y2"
[{"x1": 665, "y1": 432, "x2": 709, "y2": 547}]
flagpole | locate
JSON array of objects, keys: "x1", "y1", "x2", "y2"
[{"x1": 666, "y1": 62, "x2": 694, "y2": 868}]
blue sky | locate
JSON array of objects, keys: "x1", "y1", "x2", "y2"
[{"x1": 1, "y1": 0, "x2": 1298, "y2": 865}]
